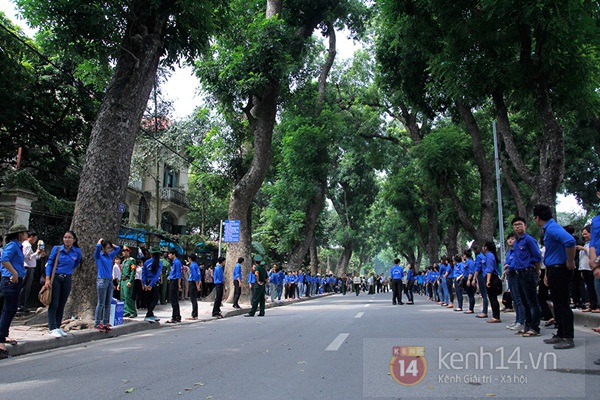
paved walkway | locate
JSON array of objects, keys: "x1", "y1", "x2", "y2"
[
  {"x1": 4, "y1": 293, "x2": 332, "y2": 358},
  {"x1": 3, "y1": 291, "x2": 600, "y2": 359}
]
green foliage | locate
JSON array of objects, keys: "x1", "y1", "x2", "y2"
[{"x1": 1, "y1": 169, "x2": 74, "y2": 215}]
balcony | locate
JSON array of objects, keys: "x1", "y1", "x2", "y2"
[{"x1": 160, "y1": 188, "x2": 189, "y2": 208}]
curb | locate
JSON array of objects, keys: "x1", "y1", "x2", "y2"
[{"x1": 5, "y1": 293, "x2": 334, "y2": 358}]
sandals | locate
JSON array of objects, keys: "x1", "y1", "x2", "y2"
[
  {"x1": 544, "y1": 318, "x2": 556, "y2": 327},
  {"x1": 475, "y1": 314, "x2": 488, "y2": 318},
  {"x1": 463, "y1": 310, "x2": 474, "y2": 314},
  {"x1": 521, "y1": 330, "x2": 541, "y2": 337}
]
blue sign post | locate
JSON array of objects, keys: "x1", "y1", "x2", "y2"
[{"x1": 223, "y1": 220, "x2": 240, "y2": 243}]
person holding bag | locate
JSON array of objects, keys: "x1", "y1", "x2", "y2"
[
  {"x1": 45, "y1": 231, "x2": 82, "y2": 338},
  {"x1": 0, "y1": 224, "x2": 29, "y2": 359}
]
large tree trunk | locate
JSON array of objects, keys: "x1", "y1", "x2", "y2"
[
  {"x1": 455, "y1": 100, "x2": 497, "y2": 244},
  {"x1": 68, "y1": 4, "x2": 169, "y2": 318},
  {"x1": 224, "y1": 0, "x2": 283, "y2": 302},
  {"x1": 335, "y1": 239, "x2": 353, "y2": 277},
  {"x1": 426, "y1": 197, "x2": 439, "y2": 264},
  {"x1": 309, "y1": 237, "x2": 318, "y2": 275}
]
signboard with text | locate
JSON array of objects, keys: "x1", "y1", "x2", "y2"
[{"x1": 223, "y1": 220, "x2": 240, "y2": 243}]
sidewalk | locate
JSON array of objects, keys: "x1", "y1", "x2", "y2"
[{"x1": 4, "y1": 293, "x2": 332, "y2": 358}]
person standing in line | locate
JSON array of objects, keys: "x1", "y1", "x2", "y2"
[
  {"x1": 439, "y1": 257, "x2": 450, "y2": 306},
  {"x1": 232, "y1": 257, "x2": 244, "y2": 309},
  {"x1": 269, "y1": 266, "x2": 278, "y2": 302},
  {"x1": 18, "y1": 230, "x2": 46, "y2": 312},
  {"x1": 462, "y1": 250, "x2": 476, "y2": 314},
  {"x1": 93, "y1": 238, "x2": 121, "y2": 332},
  {"x1": 166, "y1": 249, "x2": 182, "y2": 323},
  {"x1": 534, "y1": 204, "x2": 577, "y2": 349},
  {"x1": 119, "y1": 247, "x2": 137, "y2": 318},
  {"x1": 405, "y1": 263, "x2": 417, "y2": 304},
  {"x1": 503, "y1": 232, "x2": 524, "y2": 331},
  {"x1": 276, "y1": 266, "x2": 285, "y2": 301},
  {"x1": 159, "y1": 253, "x2": 170, "y2": 305},
  {"x1": 472, "y1": 244, "x2": 489, "y2": 318},
  {"x1": 511, "y1": 217, "x2": 543, "y2": 337},
  {"x1": 452, "y1": 256, "x2": 464, "y2": 311},
  {"x1": 390, "y1": 259, "x2": 404, "y2": 305},
  {"x1": 577, "y1": 225, "x2": 599, "y2": 312},
  {"x1": 205, "y1": 264, "x2": 214, "y2": 297},
  {"x1": 246, "y1": 257, "x2": 268, "y2": 317},
  {"x1": 587, "y1": 182, "x2": 600, "y2": 363},
  {"x1": 444, "y1": 256, "x2": 455, "y2": 309},
  {"x1": 142, "y1": 246, "x2": 163, "y2": 322},
  {"x1": 212, "y1": 257, "x2": 227, "y2": 318},
  {"x1": 482, "y1": 241, "x2": 502, "y2": 323},
  {"x1": 187, "y1": 253, "x2": 201, "y2": 320},
  {"x1": 0, "y1": 225, "x2": 29, "y2": 357}
]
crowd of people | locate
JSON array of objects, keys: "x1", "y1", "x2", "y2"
[{"x1": 1, "y1": 184, "x2": 599, "y2": 364}]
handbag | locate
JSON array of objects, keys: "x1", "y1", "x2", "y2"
[{"x1": 39, "y1": 246, "x2": 59, "y2": 306}]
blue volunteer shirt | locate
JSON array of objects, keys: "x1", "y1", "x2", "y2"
[
  {"x1": 169, "y1": 257, "x2": 182, "y2": 280},
  {"x1": 483, "y1": 252, "x2": 498, "y2": 275},
  {"x1": 454, "y1": 262, "x2": 464, "y2": 277},
  {"x1": 542, "y1": 218, "x2": 576, "y2": 265},
  {"x1": 475, "y1": 253, "x2": 486, "y2": 274},
  {"x1": 233, "y1": 263, "x2": 242, "y2": 281},
  {"x1": 512, "y1": 233, "x2": 542, "y2": 270},
  {"x1": 464, "y1": 258, "x2": 474, "y2": 276},
  {"x1": 390, "y1": 265, "x2": 404, "y2": 279},
  {"x1": 188, "y1": 261, "x2": 200, "y2": 282},
  {"x1": 590, "y1": 214, "x2": 600, "y2": 252},
  {"x1": 142, "y1": 258, "x2": 162, "y2": 286},
  {"x1": 0, "y1": 239, "x2": 25, "y2": 277},
  {"x1": 45, "y1": 245, "x2": 82, "y2": 276},
  {"x1": 248, "y1": 271, "x2": 256, "y2": 284},
  {"x1": 504, "y1": 248, "x2": 515, "y2": 271},
  {"x1": 94, "y1": 243, "x2": 121, "y2": 279},
  {"x1": 214, "y1": 263, "x2": 224, "y2": 284}
]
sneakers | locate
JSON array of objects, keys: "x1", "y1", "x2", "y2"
[
  {"x1": 144, "y1": 317, "x2": 155, "y2": 322},
  {"x1": 507, "y1": 322, "x2": 524, "y2": 331},
  {"x1": 543, "y1": 335, "x2": 563, "y2": 344},
  {"x1": 104, "y1": 324, "x2": 112, "y2": 332},
  {"x1": 94, "y1": 324, "x2": 106, "y2": 332},
  {"x1": 57, "y1": 328, "x2": 68, "y2": 337},
  {"x1": 553, "y1": 339, "x2": 575, "y2": 350},
  {"x1": 49, "y1": 329, "x2": 63, "y2": 338}
]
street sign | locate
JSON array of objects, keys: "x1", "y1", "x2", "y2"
[
  {"x1": 223, "y1": 220, "x2": 240, "y2": 243},
  {"x1": 117, "y1": 203, "x2": 126, "y2": 213}
]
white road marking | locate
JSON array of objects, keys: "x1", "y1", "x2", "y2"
[
  {"x1": 354, "y1": 312, "x2": 364, "y2": 319},
  {"x1": 326, "y1": 333, "x2": 350, "y2": 351}
]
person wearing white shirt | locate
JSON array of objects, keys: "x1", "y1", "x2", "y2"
[{"x1": 18, "y1": 230, "x2": 46, "y2": 312}]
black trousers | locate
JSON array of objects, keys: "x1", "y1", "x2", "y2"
[
  {"x1": 212, "y1": 283, "x2": 224, "y2": 316},
  {"x1": 189, "y1": 283, "x2": 199, "y2": 318},
  {"x1": 233, "y1": 280, "x2": 241, "y2": 307},
  {"x1": 143, "y1": 285, "x2": 159, "y2": 318},
  {"x1": 547, "y1": 265, "x2": 574, "y2": 339},
  {"x1": 169, "y1": 280, "x2": 181, "y2": 321},
  {"x1": 392, "y1": 279, "x2": 403, "y2": 304}
]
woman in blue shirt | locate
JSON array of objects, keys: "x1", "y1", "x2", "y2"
[
  {"x1": 93, "y1": 238, "x2": 120, "y2": 331},
  {"x1": 482, "y1": 241, "x2": 502, "y2": 323},
  {"x1": 453, "y1": 256, "x2": 465, "y2": 311},
  {"x1": 142, "y1": 246, "x2": 163, "y2": 322},
  {"x1": 44, "y1": 230, "x2": 82, "y2": 338},
  {"x1": 405, "y1": 263, "x2": 417, "y2": 304},
  {"x1": 0, "y1": 224, "x2": 29, "y2": 357},
  {"x1": 462, "y1": 249, "x2": 476, "y2": 314}
]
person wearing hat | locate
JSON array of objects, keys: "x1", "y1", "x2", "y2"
[
  {"x1": 245, "y1": 256, "x2": 267, "y2": 317},
  {"x1": 0, "y1": 224, "x2": 29, "y2": 357},
  {"x1": 119, "y1": 247, "x2": 137, "y2": 318},
  {"x1": 142, "y1": 246, "x2": 163, "y2": 322}
]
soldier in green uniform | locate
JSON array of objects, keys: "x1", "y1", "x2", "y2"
[
  {"x1": 245, "y1": 255, "x2": 267, "y2": 317},
  {"x1": 159, "y1": 253, "x2": 171, "y2": 305},
  {"x1": 119, "y1": 247, "x2": 137, "y2": 317}
]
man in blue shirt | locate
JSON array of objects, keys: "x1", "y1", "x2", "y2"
[
  {"x1": 212, "y1": 257, "x2": 226, "y2": 318},
  {"x1": 166, "y1": 249, "x2": 182, "y2": 323},
  {"x1": 187, "y1": 253, "x2": 201, "y2": 320},
  {"x1": 511, "y1": 217, "x2": 542, "y2": 336},
  {"x1": 232, "y1": 257, "x2": 244, "y2": 309},
  {"x1": 588, "y1": 182, "x2": 600, "y2": 364},
  {"x1": 390, "y1": 259, "x2": 404, "y2": 305},
  {"x1": 534, "y1": 204, "x2": 576, "y2": 349}
]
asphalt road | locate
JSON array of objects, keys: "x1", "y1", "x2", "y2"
[{"x1": 1, "y1": 292, "x2": 599, "y2": 400}]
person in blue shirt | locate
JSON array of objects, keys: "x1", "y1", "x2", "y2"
[
  {"x1": 232, "y1": 257, "x2": 244, "y2": 309},
  {"x1": 444, "y1": 256, "x2": 455, "y2": 309},
  {"x1": 472, "y1": 244, "x2": 489, "y2": 318},
  {"x1": 166, "y1": 249, "x2": 182, "y2": 323},
  {"x1": 93, "y1": 238, "x2": 121, "y2": 332},
  {"x1": 452, "y1": 256, "x2": 465, "y2": 311},
  {"x1": 277, "y1": 267, "x2": 285, "y2": 301},
  {"x1": 462, "y1": 249, "x2": 476, "y2": 314},
  {"x1": 534, "y1": 204, "x2": 576, "y2": 349},
  {"x1": 511, "y1": 218, "x2": 543, "y2": 337},
  {"x1": 186, "y1": 253, "x2": 201, "y2": 320},
  {"x1": 142, "y1": 246, "x2": 163, "y2": 322},
  {"x1": 482, "y1": 241, "x2": 502, "y2": 323},
  {"x1": 390, "y1": 259, "x2": 404, "y2": 305},
  {"x1": 589, "y1": 182, "x2": 600, "y2": 364},
  {"x1": 43, "y1": 231, "x2": 82, "y2": 338},
  {"x1": 439, "y1": 257, "x2": 450, "y2": 306},
  {"x1": 0, "y1": 224, "x2": 29, "y2": 356},
  {"x1": 212, "y1": 257, "x2": 226, "y2": 318},
  {"x1": 405, "y1": 263, "x2": 417, "y2": 304}
]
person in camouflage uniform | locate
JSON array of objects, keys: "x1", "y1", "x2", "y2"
[
  {"x1": 159, "y1": 253, "x2": 171, "y2": 305},
  {"x1": 119, "y1": 247, "x2": 137, "y2": 317}
]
